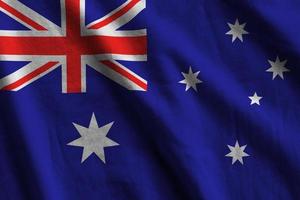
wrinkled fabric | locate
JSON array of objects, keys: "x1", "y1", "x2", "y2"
[{"x1": 0, "y1": 0, "x2": 300, "y2": 199}]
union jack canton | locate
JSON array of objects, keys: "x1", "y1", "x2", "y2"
[{"x1": 0, "y1": 0, "x2": 147, "y2": 93}]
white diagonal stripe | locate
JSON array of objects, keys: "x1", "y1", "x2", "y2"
[
  {"x1": 0, "y1": 59, "x2": 61, "y2": 91},
  {"x1": 0, "y1": 0, "x2": 62, "y2": 35},
  {"x1": 86, "y1": 0, "x2": 145, "y2": 35},
  {"x1": 86, "y1": 57, "x2": 146, "y2": 91}
]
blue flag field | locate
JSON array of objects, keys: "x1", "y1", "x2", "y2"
[{"x1": 0, "y1": 0, "x2": 300, "y2": 199}]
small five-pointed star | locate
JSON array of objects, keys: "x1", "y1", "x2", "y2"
[
  {"x1": 226, "y1": 18, "x2": 249, "y2": 42},
  {"x1": 226, "y1": 141, "x2": 250, "y2": 165},
  {"x1": 266, "y1": 56, "x2": 290, "y2": 80},
  {"x1": 249, "y1": 92, "x2": 263, "y2": 105},
  {"x1": 179, "y1": 67, "x2": 202, "y2": 92},
  {"x1": 68, "y1": 113, "x2": 119, "y2": 164}
]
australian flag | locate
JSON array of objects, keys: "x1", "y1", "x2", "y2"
[{"x1": 0, "y1": 0, "x2": 300, "y2": 199}]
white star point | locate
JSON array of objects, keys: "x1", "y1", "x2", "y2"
[
  {"x1": 226, "y1": 19, "x2": 249, "y2": 42},
  {"x1": 68, "y1": 113, "x2": 119, "y2": 164},
  {"x1": 226, "y1": 140, "x2": 250, "y2": 165},
  {"x1": 179, "y1": 66, "x2": 202, "y2": 92},
  {"x1": 248, "y1": 92, "x2": 263, "y2": 105},
  {"x1": 266, "y1": 56, "x2": 290, "y2": 80}
]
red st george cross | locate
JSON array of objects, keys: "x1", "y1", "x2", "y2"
[{"x1": 0, "y1": 0, "x2": 147, "y2": 93}]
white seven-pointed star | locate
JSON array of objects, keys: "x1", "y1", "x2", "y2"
[
  {"x1": 266, "y1": 57, "x2": 290, "y2": 80},
  {"x1": 226, "y1": 141, "x2": 250, "y2": 165},
  {"x1": 68, "y1": 113, "x2": 119, "y2": 164},
  {"x1": 226, "y1": 19, "x2": 249, "y2": 42},
  {"x1": 249, "y1": 92, "x2": 263, "y2": 105},
  {"x1": 179, "y1": 67, "x2": 202, "y2": 92}
]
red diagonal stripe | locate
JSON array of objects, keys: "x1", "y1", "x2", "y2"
[
  {"x1": 1, "y1": 61, "x2": 59, "y2": 91},
  {"x1": 101, "y1": 60, "x2": 147, "y2": 91},
  {"x1": 0, "y1": 0, "x2": 47, "y2": 31},
  {"x1": 89, "y1": 0, "x2": 140, "y2": 29}
]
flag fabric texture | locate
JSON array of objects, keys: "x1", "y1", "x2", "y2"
[{"x1": 0, "y1": 0, "x2": 300, "y2": 199}]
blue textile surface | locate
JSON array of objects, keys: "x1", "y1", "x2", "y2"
[{"x1": 0, "y1": 0, "x2": 300, "y2": 199}]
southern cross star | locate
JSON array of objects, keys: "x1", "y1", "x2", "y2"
[
  {"x1": 179, "y1": 67, "x2": 202, "y2": 92},
  {"x1": 226, "y1": 141, "x2": 250, "y2": 165},
  {"x1": 249, "y1": 92, "x2": 263, "y2": 105},
  {"x1": 266, "y1": 56, "x2": 290, "y2": 80},
  {"x1": 68, "y1": 113, "x2": 119, "y2": 164},
  {"x1": 226, "y1": 19, "x2": 249, "y2": 42}
]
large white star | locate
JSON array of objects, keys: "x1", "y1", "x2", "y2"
[
  {"x1": 226, "y1": 19, "x2": 249, "y2": 42},
  {"x1": 248, "y1": 92, "x2": 263, "y2": 105},
  {"x1": 68, "y1": 113, "x2": 119, "y2": 164},
  {"x1": 266, "y1": 56, "x2": 290, "y2": 80},
  {"x1": 226, "y1": 141, "x2": 250, "y2": 165},
  {"x1": 179, "y1": 67, "x2": 202, "y2": 92}
]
